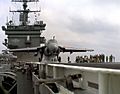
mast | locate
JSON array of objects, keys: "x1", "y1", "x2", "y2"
[{"x1": 10, "y1": 0, "x2": 41, "y2": 25}]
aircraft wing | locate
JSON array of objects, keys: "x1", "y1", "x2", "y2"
[
  {"x1": 9, "y1": 46, "x2": 46, "y2": 52},
  {"x1": 59, "y1": 46, "x2": 94, "y2": 53}
]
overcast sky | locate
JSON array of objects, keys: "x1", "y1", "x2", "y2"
[{"x1": 1, "y1": 0, "x2": 120, "y2": 61}]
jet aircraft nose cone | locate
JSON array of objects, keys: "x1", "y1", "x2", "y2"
[
  {"x1": 47, "y1": 43, "x2": 59, "y2": 55},
  {"x1": 48, "y1": 43, "x2": 58, "y2": 50}
]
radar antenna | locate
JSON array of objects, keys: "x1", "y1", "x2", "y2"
[{"x1": 10, "y1": 0, "x2": 41, "y2": 25}]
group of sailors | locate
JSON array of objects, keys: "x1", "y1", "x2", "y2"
[{"x1": 75, "y1": 54, "x2": 115, "y2": 63}]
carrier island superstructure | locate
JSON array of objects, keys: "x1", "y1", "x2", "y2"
[{"x1": 2, "y1": 0, "x2": 46, "y2": 62}]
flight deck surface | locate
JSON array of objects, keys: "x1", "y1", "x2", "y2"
[
  {"x1": 74, "y1": 89, "x2": 95, "y2": 94},
  {"x1": 17, "y1": 71, "x2": 34, "y2": 94}
]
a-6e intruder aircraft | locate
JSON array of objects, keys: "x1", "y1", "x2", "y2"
[{"x1": 9, "y1": 37, "x2": 94, "y2": 63}]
